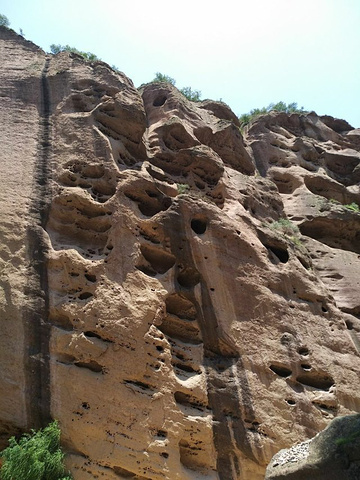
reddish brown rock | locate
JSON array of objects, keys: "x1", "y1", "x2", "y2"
[{"x1": 0, "y1": 27, "x2": 360, "y2": 480}]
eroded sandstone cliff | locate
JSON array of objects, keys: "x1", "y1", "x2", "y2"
[{"x1": 1, "y1": 27, "x2": 359, "y2": 479}]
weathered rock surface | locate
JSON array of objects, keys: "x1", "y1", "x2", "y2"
[
  {"x1": 0, "y1": 27, "x2": 360, "y2": 480},
  {"x1": 265, "y1": 414, "x2": 360, "y2": 479}
]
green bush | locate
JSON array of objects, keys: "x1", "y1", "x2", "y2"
[
  {"x1": 179, "y1": 86, "x2": 201, "y2": 102},
  {"x1": 151, "y1": 73, "x2": 202, "y2": 102},
  {"x1": 152, "y1": 72, "x2": 176, "y2": 85},
  {"x1": 0, "y1": 14, "x2": 10, "y2": 27},
  {"x1": 239, "y1": 102, "x2": 308, "y2": 130},
  {"x1": 0, "y1": 421, "x2": 72, "y2": 480},
  {"x1": 50, "y1": 44, "x2": 100, "y2": 61},
  {"x1": 267, "y1": 218, "x2": 303, "y2": 247},
  {"x1": 344, "y1": 202, "x2": 360, "y2": 212}
]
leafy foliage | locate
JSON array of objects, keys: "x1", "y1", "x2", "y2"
[
  {"x1": 344, "y1": 202, "x2": 360, "y2": 212},
  {"x1": 50, "y1": 44, "x2": 100, "y2": 61},
  {"x1": 239, "y1": 101, "x2": 308, "y2": 129},
  {"x1": 151, "y1": 72, "x2": 202, "y2": 102},
  {"x1": 0, "y1": 421, "x2": 72, "y2": 480},
  {"x1": 179, "y1": 86, "x2": 201, "y2": 102},
  {"x1": 177, "y1": 183, "x2": 190, "y2": 194},
  {"x1": 152, "y1": 72, "x2": 176, "y2": 85},
  {"x1": 266, "y1": 218, "x2": 303, "y2": 247},
  {"x1": 0, "y1": 14, "x2": 10, "y2": 27}
]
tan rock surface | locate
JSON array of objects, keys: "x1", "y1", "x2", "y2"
[{"x1": 1, "y1": 28, "x2": 360, "y2": 480}]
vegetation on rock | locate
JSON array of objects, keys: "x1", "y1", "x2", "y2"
[
  {"x1": 0, "y1": 14, "x2": 10, "y2": 27},
  {"x1": 0, "y1": 421, "x2": 72, "y2": 480},
  {"x1": 344, "y1": 202, "x2": 360, "y2": 212},
  {"x1": 152, "y1": 72, "x2": 202, "y2": 102},
  {"x1": 239, "y1": 101, "x2": 308, "y2": 129},
  {"x1": 50, "y1": 44, "x2": 100, "y2": 61}
]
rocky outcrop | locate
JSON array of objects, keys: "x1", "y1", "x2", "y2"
[
  {"x1": 265, "y1": 414, "x2": 360, "y2": 479},
  {"x1": 0, "y1": 27, "x2": 360, "y2": 480}
]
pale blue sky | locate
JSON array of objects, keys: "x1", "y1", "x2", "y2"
[{"x1": 2, "y1": 0, "x2": 360, "y2": 127}]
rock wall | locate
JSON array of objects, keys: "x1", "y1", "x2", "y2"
[{"x1": 0, "y1": 27, "x2": 360, "y2": 479}]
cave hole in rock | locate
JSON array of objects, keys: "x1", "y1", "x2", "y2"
[
  {"x1": 345, "y1": 320, "x2": 353, "y2": 330},
  {"x1": 140, "y1": 244, "x2": 176, "y2": 274},
  {"x1": 165, "y1": 294, "x2": 197, "y2": 320},
  {"x1": 124, "y1": 379, "x2": 154, "y2": 392},
  {"x1": 270, "y1": 364, "x2": 292, "y2": 378},
  {"x1": 124, "y1": 189, "x2": 171, "y2": 217},
  {"x1": 301, "y1": 364, "x2": 312, "y2": 371},
  {"x1": 191, "y1": 218, "x2": 207, "y2": 234},
  {"x1": 286, "y1": 399, "x2": 296, "y2": 406},
  {"x1": 312, "y1": 400, "x2": 338, "y2": 413},
  {"x1": 159, "y1": 318, "x2": 202, "y2": 344},
  {"x1": 266, "y1": 245, "x2": 289, "y2": 264},
  {"x1": 298, "y1": 347, "x2": 310, "y2": 356},
  {"x1": 84, "y1": 331, "x2": 104, "y2": 341},
  {"x1": 136, "y1": 264, "x2": 157, "y2": 277},
  {"x1": 160, "y1": 452, "x2": 169, "y2": 459},
  {"x1": 84, "y1": 273, "x2": 97, "y2": 283},
  {"x1": 156, "y1": 430, "x2": 167, "y2": 439},
  {"x1": 74, "y1": 360, "x2": 104, "y2": 373},
  {"x1": 113, "y1": 465, "x2": 140, "y2": 478},
  {"x1": 153, "y1": 95, "x2": 167, "y2": 107},
  {"x1": 173, "y1": 362, "x2": 200, "y2": 374},
  {"x1": 78, "y1": 291, "x2": 93, "y2": 300},
  {"x1": 56, "y1": 353, "x2": 76, "y2": 364},
  {"x1": 174, "y1": 391, "x2": 206, "y2": 411},
  {"x1": 296, "y1": 372, "x2": 335, "y2": 391},
  {"x1": 177, "y1": 266, "x2": 201, "y2": 288}
]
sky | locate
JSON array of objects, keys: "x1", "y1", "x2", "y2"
[{"x1": 2, "y1": 0, "x2": 360, "y2": 127}]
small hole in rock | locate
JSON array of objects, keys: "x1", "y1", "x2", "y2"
[
  {"x1": 160, "y1": 452, "x2": 169, "y2": 458},
  {"x1": 153, "y1": 95, "x2": 167, "y2": 107},
  {"x1": 85, "y1": 273, "x2": 97, "y2": 283},
  {"x1": 191, "y1": 219, "x2": 207, "y2": 234},
  {"x1": 298, "y1": 347, "x2": 309, "y2": 356},
  {"x1": 301, "y1": 364, "x2": 312, "y2": 371},
  {"x1": 286, "y1": 399, "x2": 296, "y2": 406},
  {"x1": 156, "y1": 345, "x2": 164, "y2": 352},
  {"x1": 345, "y1": 320, "x2": 353, "y2": 330},
  {"x1": 270, "y1": 364, "x2": 292, "y2": 378},
  {"x1": 78, "y1": 292, "x2": 93, "y2": 300},
  {"x1": 82, "y1": 402, "x2": 90, "y2": 409}
]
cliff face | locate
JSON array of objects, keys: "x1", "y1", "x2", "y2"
[{"x1": 1, "y1": 27, "x2": 360, "y2": 480}]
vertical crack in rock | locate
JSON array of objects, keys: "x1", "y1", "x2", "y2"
[
  {"x1": 164, "y1": 204, "x2": 256, "y2": 479},
  {"x1": 23, "y1": 56, "x2": 52, "y2": 429}
]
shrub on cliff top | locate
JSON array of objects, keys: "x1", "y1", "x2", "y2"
[
  {"x1": 0, "y1": 14, "x2": 10, "y2": 27},
  {"x1": 151, "y1": 72, "x2": 202, "y2": 102},
  {"x1": 239, "y1": 101, "x2": 308, "y2": 130},
  {"x1": 0, "y1": 421, "x2": 72, "y2": 480},
  {"x1": 50, "y1": 44, "x2": 100, "y2": 62}
]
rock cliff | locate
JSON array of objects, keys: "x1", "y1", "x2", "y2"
[{"x1": 0, "y1": 27, "x2": 359, "y2": 480}]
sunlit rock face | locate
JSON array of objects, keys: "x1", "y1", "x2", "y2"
[{"x1": 1, "y1": 27, "x2": 360, "y2": 480}]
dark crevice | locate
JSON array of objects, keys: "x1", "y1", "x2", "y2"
[
  {"x1": 74, "y1": 360, "x2": 104, "y2": 373},
  {"x1": 296, "y1": 373, "x2": 335, "y2": 391},
  {"x1": 163, "y1": 208, "x2": 255, "y2": 479},
  {"x1": 270, "y1": 364, "x2": 292, "y2": 378},
  {"x1": 23, "y1": 56, "x2": 52, "y2": 429}
]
